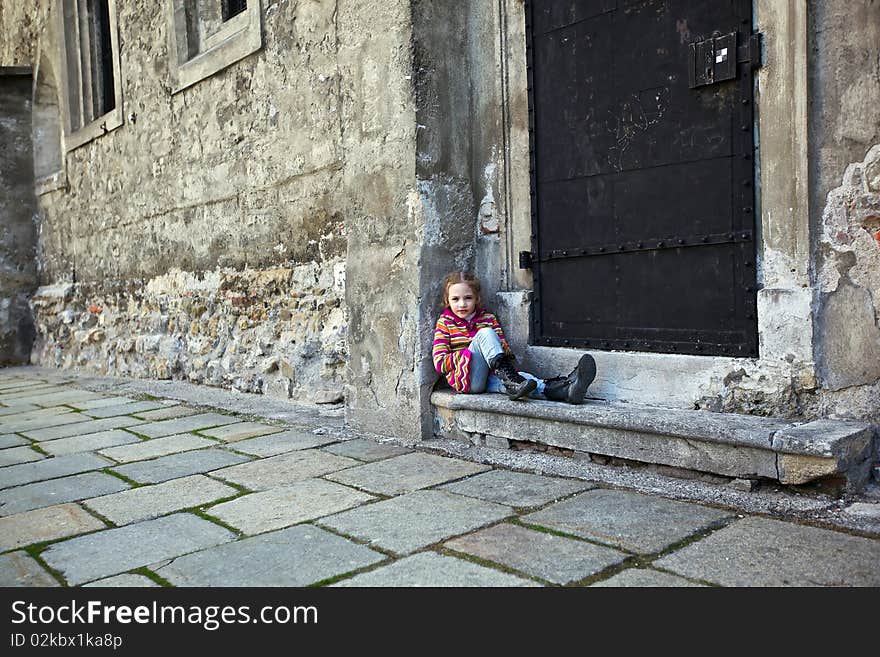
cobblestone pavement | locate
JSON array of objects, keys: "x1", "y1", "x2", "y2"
[{"x1": 1, "y1": 367, "x2": 878, "y2": 587}]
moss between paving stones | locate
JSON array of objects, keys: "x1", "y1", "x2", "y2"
[
  {"x1": 435, "y1": 544, "x2": 550, "y2": 586},
  {"x1": 188, "y1": 508, "x2": 246, "y2": 537},
  {"x1": 22, "y1": 543, "x2": 69, "y2": 586},
  {"x1": 129, "y1": 566, "x2": 173, "y2": 587},
  {"x1": 101, "y1": 468, "x2": 145, "y2": 488}
]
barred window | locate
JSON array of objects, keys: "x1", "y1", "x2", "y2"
[
  {"x1": 58, "y1": 0, "x2": 123, "y2": 150},
  {"x1": 167, "y1": 1, "x2": 262, "y2": 93}
]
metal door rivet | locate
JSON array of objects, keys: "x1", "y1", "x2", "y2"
[
  {"x1": 636, "y1": 242, "x2": 642, "y2": 248},
  {"x1": 701, "y1": 236, "x2": 708, "y2": 243},
  {"x1": 741, "y1": 125, "x2": 748, "y2": 131},
  {"x1": 599, "y1": 247, "x2": 605, "y2": 252},
  {"x1": 657, "y1": 241, "x2": 664, "y2": 247},
  {"x1": 742, "y1": 232, "x2": 749, "y2": 238},
  {"x1": 743, "y1": 207, "x2": 752, "y2": 213},
  {"x1": 678, "y1": 239, "x2": 685, "y2": 245}
]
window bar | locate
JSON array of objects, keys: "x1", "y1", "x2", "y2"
[
  {"x1": 94, "y1": 0, "x2": 116, "y2": 116},
  {"x1": 63, "y1": 0, "x2": 84, "y2": 130},
  {"x1": 76, "y1": 0, "x2": 95, "y2": 125}
]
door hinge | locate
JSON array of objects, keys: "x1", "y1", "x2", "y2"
[
  {"x1": 518, "y1": 251, "x2": 534, "y2": 269},
  {"x1": 689, "y1": 32, "x2": 763, "y2": 89}
]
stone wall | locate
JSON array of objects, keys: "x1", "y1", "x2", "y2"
[{"x1": 1, "y1": 1, "x2": 421, "y2": 417}]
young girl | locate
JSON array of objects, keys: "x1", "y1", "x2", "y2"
[{"x1": 432, "y1": 271, "x2": 596, "y2": 402}]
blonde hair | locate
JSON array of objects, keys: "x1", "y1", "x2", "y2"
[{"x1": 441, "y1": 271, "x2": 482, "y2": 309}]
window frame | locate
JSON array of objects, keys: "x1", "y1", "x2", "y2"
[
  {"x1": 166, "y1": 0, "x2": 263, "y2": 94},
  {"x1": 55, "y1": 0, "x2": 124, "y2": 152}
]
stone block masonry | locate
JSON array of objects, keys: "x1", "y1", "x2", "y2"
[{"x1": 29, "y1": 262, "x2": 348, "y2": 403}]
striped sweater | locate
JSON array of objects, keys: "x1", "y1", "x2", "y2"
[{"x1": 432, "y1": 308, "x2": 511, "y2": 393}]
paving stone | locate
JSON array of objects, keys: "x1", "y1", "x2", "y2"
[
  {"x1": 0, "y1": 386, "x2": 72, "y2": 401},
  {"x1": 655, "y1": 516, "x2": 880, "y2": 586},
  {"x1": 83, "y1": 574, "x2": 160, "y2": 587},
  {"x1": 134, "y1": 413, "x2": 240, "y2": 438},
  {"x1": 331, "y1": 551, "x2": 538, "y2": 587},
  {"x1": 131, "y1": 405, "x2": 202, "y2": 421},
  {"x1": 153, "y1": 524, "x2": 384, "y2": 587},
  {"x1": 0, "y1": 453, "x2": 113, "y2": 490},
  {"x1": 21, "y1": 417, "x2": 146, "y2": 442},
  {"x1": 0, "y1": 380, "x2": 50, "y2": 392},
  {"x1": 0, "y1": 403, "x2": 40, "y2": 415},
  {"x1": 320, "y1": 489, "x2": 514, "y2": 555},
  {"x1": 322, "y1": 438, "x2": 412, "y2": 462},
  {"x1": 0, "y1": 402, "x2": 74, "y2": 416},
  {"x1": 213, "y1": 449, "x2": 359, "y2": 490},
  {"x1": 0, "y1": 445, "x2": 44, "y2": 467},
  {"x1": 0, "y1": 503, "x2": 107, "y2": 551},
  {"x1": 98, "y1": 434, "x2": 216, "y2": 463},
  {"x1": 445, "y1": 522, "x2": 627, "y2": 585},
  {"x1": 0, "y1": 433, "x2": 28, "y2": 448},
  {"x1": 0, "y1": 472, "x2": 130, "y2": 516},
  {"x1": 229, "y1": 429, "x2": 337, "y2": 456},
  {"x1": 111, "y1": 448, "x2": 252, "y2": 484},
  {"x1": 591, "y1": 568, "x2": 708, "y2": 587},
  {"x1": 198, "y1": 421, "x2": 283, "y2": 442},
  {"x1": 0, "y1": 551, "x2": 59, "y2": 587},
  {"x1": 83, "y1": 475, "x2": 239, "y2": 525},
  {"x1": 521, "y1": 489, "x2": 732, "y2": 554},
  {"x1": 325, "y1": 452, "x2": 491, "y2": 496},
  {"x1": 0, "y1": 411, "x2": 86, "y2": 434},
  {"x1": 0, "y1": 403, "x2": 74, "y2": 417},
  {"x1": 16, "y1": 389, "x2": 106, "y2": 407},
  {"x1": 84, "y1": 401, "x2": 168, "y2": 418},
  {"x1": 40, "y1": 513, "x2": 236, "y2": 586},
  {"x1": 439, "y1": 469, "x2": 594, "y2": 509},
  {"x1": 70, "y1": 397, "x2": 136, "y2": 410},
  {"x1": 207, "y1": 478, "x2": 375, "y2": 535},
  {"x1": 38, "y1": 429, "x2": 142, "y2": 456}
]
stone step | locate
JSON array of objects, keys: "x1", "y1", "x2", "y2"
[{"x1": 430, "y1": 391, "x2": 877, "y2": 491}]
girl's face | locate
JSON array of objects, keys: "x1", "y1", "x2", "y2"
[{"x1": 447, "y1": 282, "x2": 477, "y2": 319}]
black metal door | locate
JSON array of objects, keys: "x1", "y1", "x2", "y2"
[{"x1": 525, "y1": 0, "x2": 759, "y2": 357}]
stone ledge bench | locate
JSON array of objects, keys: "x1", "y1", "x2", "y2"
[{"x1": 430, "y1": 390, "x2": 876, "y2": 491}]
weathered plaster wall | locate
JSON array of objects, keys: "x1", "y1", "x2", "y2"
[
  {"x1": 808, "y1": 0, "x2": 880, "y2": 421},
  {"x1": 812, "y1": 146, "x2": 880, "y2": 421},
  {"x1": 1, "y1": 1, "x2": 419, "y2": 411},
  {"x1": 338, "y1": 0, "x2": 423, "y2": 440},
  {"x1": 0, "y1": 72, "x2": 38, "y2": 364},
  {"x1": 0, "y1": 4, "x2": 42, "y2": 66}
]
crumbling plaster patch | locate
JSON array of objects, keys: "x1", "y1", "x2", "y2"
[{"x1": 815, "y1": 144, "x2": 880, "y2": 392}]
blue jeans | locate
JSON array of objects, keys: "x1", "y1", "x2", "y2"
[{"x1": 468, "y1": 327, "x2": 546, "y2": 398}]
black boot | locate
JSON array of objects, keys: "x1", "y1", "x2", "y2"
[
  {"x1": 488, "y1": 353, "x2": 537, "y2": 401},
  {"x1": 542, "y1": 354, "x2": 596, "y2": 404}
]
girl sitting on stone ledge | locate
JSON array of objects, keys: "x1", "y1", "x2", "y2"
[{"x1": 431, "y1": 271, "x2": 596, "y2": 402}]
